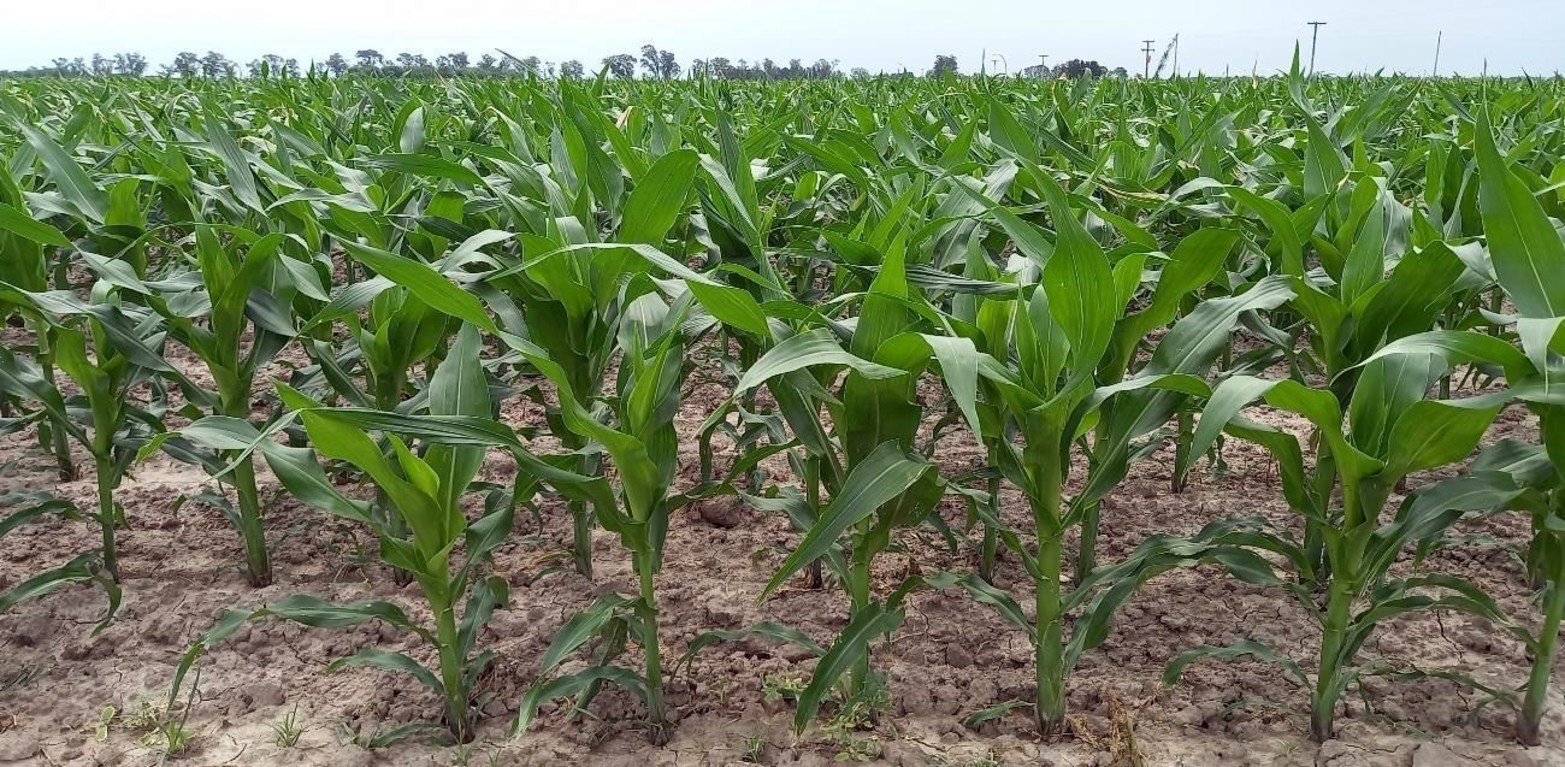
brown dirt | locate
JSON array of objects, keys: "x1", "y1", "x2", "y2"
[{"x1": 1, "y1": 342, "x2": 1562, "y2": 767}]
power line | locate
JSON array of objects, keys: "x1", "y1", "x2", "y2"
[
  {"x1": 1307, "y1": 21, "x2": 1327, "y2": 76},
  {"x1": 1141, "y1": 39, "x2": 1156, "y2": 79}
]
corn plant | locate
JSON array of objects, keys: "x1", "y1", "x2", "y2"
[
  {"x1": 169, "y1": 326, "x2": 513, "y2": 743},
  {"x1": 1167, "y1": 345, "x2": 1531, "y2": 741},
  {"x1": 510, "y1": 289, "x2": 699, "y2": 744},
  {"x1": 928, "y1": 172, "x2": 1298, "y2": 734},
  {"x1": 1470, "y1": 105, "x2": 1565, "y2": 745},
  {"x1": 0, "y1": 284, "x2": 194, "y2": 582},
  {"x1": 701, "y1": 230, "x2": 967, "y2": 732},
  {"x1": 140, "y1": 224, "x2": 302, "y2": 586},
  {"x1": 334, "y1": 224, "x2": 761, "y2": 742},
  {"x1": 0, "y1": 174, "x2": 76, "y2": 478},
  {"x1": 1355, "y1": 108, "x2": 1565, "y2": 745}
]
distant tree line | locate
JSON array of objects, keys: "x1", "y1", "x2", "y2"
[
  {"x1": 1020, "y1": 59, "x2": 1129, "y2": 79},
  {"x1": 2, "y1": 49, "x2": 1113, "y2": 81}
]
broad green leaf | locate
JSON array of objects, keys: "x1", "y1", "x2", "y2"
[
  {"x1": 620, "y1": 149, "x2": 699, "y2": 244},
  {"x1": 1475, "y1": 109, "x2": 1565, "y2": 318},
  {"x1": 0, "y1": 201, "x2": 70, "y2": 247}
]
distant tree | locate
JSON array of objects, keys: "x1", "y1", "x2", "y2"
[
  {"x1": 559, "y1": 59, "x2": 585, "y2": 79},
  {"x1": 90, "y1": 53, "x2": 114, "y2": 77},
  {"x1": 637, "y1": 44, "x2": 678, "y2": 79},
  {"x1": 636, "y1": 44, "x2": 670, "y2": 79},
  {"x1": 639, "y1": 45, "x2": 659, "y2": 78},
  {"x1": 928, "y1": 54, "x2": 959, "y2": 77},
  {"x1": 477, "y1": 54, "x2": 499, "y2": 71},
  {"x1": 519, "y1": 55, "x2": 542, "y2": 76},
  {"x1": 436, "y1": 52, "x2": 469, "y2": 72},
  {"x1": 114, "y1": 52, "x2": 148, "y2": 76},
  {"x1": 1110, "y1": 66, "x2": 1129, "y2": 78},
  {"x1": 1058, "y1": 58, "x2": 1106, "y2": 78},
  {"x1": 247, "y1": 53, "x2": 293, "y2": 78},
  {"x1": 201, "y1": 51, "x2": 234, "y2": 78},
  {"x1": 707, "y1": 57, "x2": 732, "y2": 78},
  {"x1": 850, "y1": 67, "x2": 871, "y2": 79},
  {"x1": 396, "y1": 52, "x2": 429, "y2": 70},
  {"x1": 808, "y1": 58, "x2": 839, "y2": 78},
  {"x1": 163, "y1": 52, "x2": 200, "y2": 78},
  {"x1": 355, "y1": 49, "x2": 385, "y2": 70},
  {"x1": 603, "y1": 53, "x2": 636, "y2": 79},
  {"x1": 323, "y1": 53, "x2": 348, "y2": 77},
  {"x1": 53, "y1": 57, "x2": 87, "y2": 76}
]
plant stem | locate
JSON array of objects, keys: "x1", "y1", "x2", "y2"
[
  {"x1": 980, "y1": 474, "x2": 1000, "y2": 584},
  {"x1": 804, "y1": 456, "x2": 823, "y2": 589},
  {"x1": 374, "y1": 383, "x2": 415, "y2": 586},
  {"x1": 230, "y1": 454, "x2": 271, "y2": 587},
  {"x1": 1311, "y1": 576, "x2": 1354, "y2": 742},
  {"x1": 1172, "y1": 408, "x2": 1193, "y2": 493},
  {"x1": 847, "y1": 537, "x2": 873, "y2": 698},
  {"x1": 1033, "y1": 445, "x2": 1066, "y2": 735},
  {"x1": 570, "y1": 498, "x2": 594, "y2": 579},
  {"x1": 34, "y1": 327, "x2": 74, "y2": 480},
  {"x1": 1519, "y1": 531, "x2": 1565, "y2": 746},
  {"x1": 432, "y1": 593, "x2": 469, "y2": 743},
  {"x1": 569, "y1": 446, "x2": 600, "y2": 579},
  {"x1": 1076, "y1": 502, "x2": 1098, "y2": 583},
  {"x1": 636, "y1": 557, "x2": 667, "y2": 744},
  {"x1": 95, "y1": 453, "x2": 119, "y2": 582}
]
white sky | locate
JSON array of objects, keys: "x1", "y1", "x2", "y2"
[{"x1": 5, "y1": 0, "x2": 1562, "y2": 76}]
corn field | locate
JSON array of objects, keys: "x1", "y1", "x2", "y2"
[{"x1": 2, "y1": 60, "x2": 1565, "y2": 765}]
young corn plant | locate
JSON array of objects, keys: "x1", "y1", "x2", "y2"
[
  {"x1": 1472, "y1": 103, "x2": 1565, "y2": 745},
  {"x1": 0, "y1": 284, "x2": 192, "y2": 583},
  {"x1": 1167, "y1": 348, "x2": 1527, "y2": 742},
  {"x1": 477, "y1": 149, "x2": 707, "y2": 579},
  {"x1": 143, "y1": 224, "x2": 299, "y2": 586},
  {"x1": 168, "y1": 326, "x2": 512, "y2": 744},
  {"x1": 1364, "y1": 108, "x2": 1565, "y2": 745},
  {"x1": 935, "y1": 174, "x2": 1297, "y2": 734},
  {"x1": 1230, "y1": 166, "x2": 1476, "y2": 586},
  {"x1": 702, "y1": 230, "x2": 968, "y2": 733},
  {"x1": 317, "y1": 275, "x2": 450, "y2": 486},
  {"x1": 0, "y1": 176, "x2": 76, "y2": 479},
  {"x1": 1455, "y1": 438, "x2": 1564, "y2": 746},
  {"x1": 298, "y1": 181, "x2": 769, "y2": 742},
  {"x1": 513, "y1": 289, "x2": 697, "y2": 745}
]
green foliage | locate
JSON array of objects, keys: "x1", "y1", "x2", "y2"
[{"x1": 3, "y1": 71, "x2": 1564, "y2": 753}]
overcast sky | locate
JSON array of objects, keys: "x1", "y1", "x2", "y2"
[{"x1": 6, "y1": 0, "x2": 1562, "y2": 76}]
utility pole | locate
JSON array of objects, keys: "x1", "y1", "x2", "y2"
[
  {"x1": 1432, "y1": 30, "x2": 1443, "y2": 77},
  {"x1": 1307, "y1": 21, "x2": 1327, "y2": 76},
  {"x1": 1172, "y1": 34, "x2": 1180, "y2": 77},
  {"x1": 1037, "y1": 53, "x2": 1049, "y2": 78},
  {"x1": 1142, "y1": 39, "x2": 1156, "y2": 79}
]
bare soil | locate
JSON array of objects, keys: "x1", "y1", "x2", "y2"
[{"x1": 0, "y1": 344, "x2": 1561, "y2": 767}]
